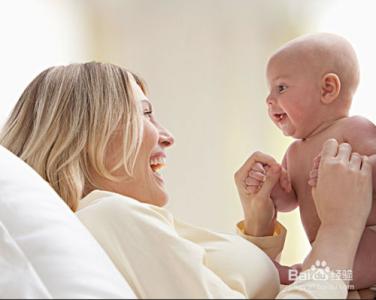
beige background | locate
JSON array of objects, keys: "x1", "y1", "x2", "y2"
[{"x1": 1, "y1": 0, "x2": 375, "y2": 265}]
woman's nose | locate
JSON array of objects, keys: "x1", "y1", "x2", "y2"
[{"x1": 159, "y1": 126, "x2": 175, "y2": 148}]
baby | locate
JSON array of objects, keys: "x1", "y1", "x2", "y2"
[{"x1": 249, "y1": 33, "x2": 376, "y2": 289}]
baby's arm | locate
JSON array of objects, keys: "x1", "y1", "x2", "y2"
[
  {"x1": 271, "y1": 154, "x2": 298, "y2": 212},
  {"x1": 247, "y1": 153, "x2": 298, "y2": 212},
  {"x1": 273, "y1": 261, "x2": 302, "y2": 285}
]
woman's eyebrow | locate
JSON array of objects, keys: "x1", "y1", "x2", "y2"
[{"x1": 141, "y1": 99, "x2": 153, "y2": 110}]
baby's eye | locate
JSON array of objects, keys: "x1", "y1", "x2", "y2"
[{"x1": 278, "y1": 85, "x2": 287, "y2": 93}]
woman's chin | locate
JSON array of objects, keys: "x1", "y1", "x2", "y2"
[
  {"x1": 154, "y1": 189, "x2": 169, "y2": 207},
  {"x1": 138, "y1": 189, "x2": 168, "y2": 207},
  {"x1": 157, "y1": 196, "x2": 168, "y2": 207}
]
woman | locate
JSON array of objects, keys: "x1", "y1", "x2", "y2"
[{"x1": 0, "y1": 62, "x2": 373, "y2": 298}]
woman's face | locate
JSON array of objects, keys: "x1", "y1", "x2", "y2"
[{"x1": 89, "y1": 76, "x2": 174, "y2": 206}]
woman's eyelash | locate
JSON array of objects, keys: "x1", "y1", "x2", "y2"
[{"x1": 144, "y1": 110, "x2": 153, "y2": 115}]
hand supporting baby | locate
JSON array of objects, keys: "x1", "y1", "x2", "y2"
[{"x1": 235, "y1": 140, "x2": 374, "y2": 288}]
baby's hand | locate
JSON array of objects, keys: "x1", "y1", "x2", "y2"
[
  {"x1": 246, "y1": 161, "x2": 290, "y2": 194},
  {"x1": 245, "y1": 162, "x2": 269, "y2": 194}
]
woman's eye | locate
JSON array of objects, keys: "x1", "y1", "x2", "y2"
[
  {"x1": 278, "y1": 85, "x2": 287, "y2": 93},
  {"x1": 144, "y1": 110, "x2": 153, "y2": 118}
]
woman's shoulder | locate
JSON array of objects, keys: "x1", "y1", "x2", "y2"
[{"x1": 76, "y1": 190, "x2": 174, "y2": 228}]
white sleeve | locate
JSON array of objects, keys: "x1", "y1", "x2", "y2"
[{"x1": 77, "y1": 196, "x2": 246, "y2": 299}]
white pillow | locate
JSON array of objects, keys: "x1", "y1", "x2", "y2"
[
  {"x1": 0, "y1": 146, "x2": 136, "y2": 298},
  {"x1": 0, "y1": 220, "x2": 51, "y2": 298}
]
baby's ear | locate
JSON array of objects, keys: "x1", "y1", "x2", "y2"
[{"x1": 320, "y1": 73, "x2": 341, "y2": 104}]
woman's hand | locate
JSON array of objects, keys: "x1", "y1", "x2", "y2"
[
  {"x1": 234, "y1": 151, "x2": 281, "y2": 236},
  {"x1": 312, "y1": 139, "x2": 372, "y2": 231},
  {"x1": 303, "y1": 139, "x2": 373, "y2": 279}
]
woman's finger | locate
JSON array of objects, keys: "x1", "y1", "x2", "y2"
[
  {"x1": 336, "y1": 142, "x2": 352, "y2": 162},
  {"x1": 361, "y1": 156, "x2": 372, "y2": 174},
  {"x1": 308, "y1": 168, "x2": 318, "y2": 187},
  {"x1": 309, "y1": 168, "x2": 318, "y2": 179},
  {"x1": 320, "y1": 139, "x2": 339, "y2": 161},
  {"x1": 246, "y1": 185, "x2": 259, "y2": 194},
  {"x1": 312, "y1": 155, "x2": 321, "y2": 169},
  {"x1": 349, "y1": 152, "x2": 362, "y2": 170},
  {"x1": 308, "y1": 177, "x2": 317, "y2": 187}
]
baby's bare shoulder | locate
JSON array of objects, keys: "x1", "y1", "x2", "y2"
[
  {"x1": 339, "y1": 115, "x2": 375, "y2": 131},
  {"x1": 341, "y1": 116, "x2": 376, "y2": 154},
  {"x1": 342, "y1": 115, "x2": 376, "y2": 139}
]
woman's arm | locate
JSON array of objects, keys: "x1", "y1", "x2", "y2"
[
  {"x1": 234, "y1": 152, "x2": 301, "y2": 285},
  {"x1": 234, "y1": 151, "x2": 281, "y2": 237},
  {"x1": 278, "y1": 139, "x2": 373, "y2": 298},
  {"x1": 305, "y1": 139, "x2": 371, "y2": 275}
]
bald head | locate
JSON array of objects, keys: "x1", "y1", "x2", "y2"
[{"x1": 269, "y1": 33, "x2": 360, "y2": 101}]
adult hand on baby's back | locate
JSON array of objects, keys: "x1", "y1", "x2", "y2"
[
  {"x1": 312, "y1": 139, "x2": 372, "y2": 231},
  {"x1": 234, "y1": 151, "x2": 281, "y2": 236}
]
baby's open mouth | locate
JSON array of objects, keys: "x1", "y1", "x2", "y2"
[{"x1": 273, "y1": 113, "x2": 287, "y2": 122}]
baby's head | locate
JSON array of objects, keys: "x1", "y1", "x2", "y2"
[{"x1": 266, "y1": 33, "x2": 359, "y2": 139}]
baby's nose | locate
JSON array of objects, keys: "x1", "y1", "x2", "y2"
[{"x1": 266, "y1": 94, "x2": 275, "y2": 105}]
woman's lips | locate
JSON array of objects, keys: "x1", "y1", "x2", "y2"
[
  {"x1": 150, "y1": 152, "x2": 166, "y2": 184},
  {"x1": 150, "y1": 159, "x2": 166, "y2": 172}
]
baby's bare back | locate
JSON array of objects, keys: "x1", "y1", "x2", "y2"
[{"x1": 286, "y1": 117, "x2": 376, "y2": 289}]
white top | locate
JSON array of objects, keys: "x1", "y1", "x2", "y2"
[{"x1": 77, "y1": 190, "x2": 348, "y2": 299}]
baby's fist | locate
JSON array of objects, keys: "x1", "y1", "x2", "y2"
[{"x1": 244, "y1": 162, "x2": 269, "y2": 194}]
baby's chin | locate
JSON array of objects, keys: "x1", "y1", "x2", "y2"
[
  {"x1": 280, "y1": 127, "x2": 296, "y2": 138},
  {"x1": 279, "y1": 126, "x2": 307, "y2": 139}
]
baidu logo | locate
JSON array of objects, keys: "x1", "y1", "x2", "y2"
[{"x1": 288, "y1": 260, "x2": 353, "y2": 289}]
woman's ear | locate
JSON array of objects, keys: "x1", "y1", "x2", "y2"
[{"x1": 320, "y1": 73, "x2": 341, "y2": 104}]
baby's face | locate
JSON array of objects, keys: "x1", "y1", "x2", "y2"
[{"x1": 266, "y1": 55, "x2": 322, "y2": 139}]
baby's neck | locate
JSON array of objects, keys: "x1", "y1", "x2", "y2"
[{"x1": 302, "y1": 115, "x2": 348, "y2": 141}]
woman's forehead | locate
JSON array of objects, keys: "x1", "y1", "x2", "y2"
[{"x1": 127, "y1": 72, "x2": 149, "y2": 103}]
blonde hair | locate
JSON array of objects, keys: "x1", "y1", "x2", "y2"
[{"x1": 0, "y1": 62, "x2": 145, "y2": 211}]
